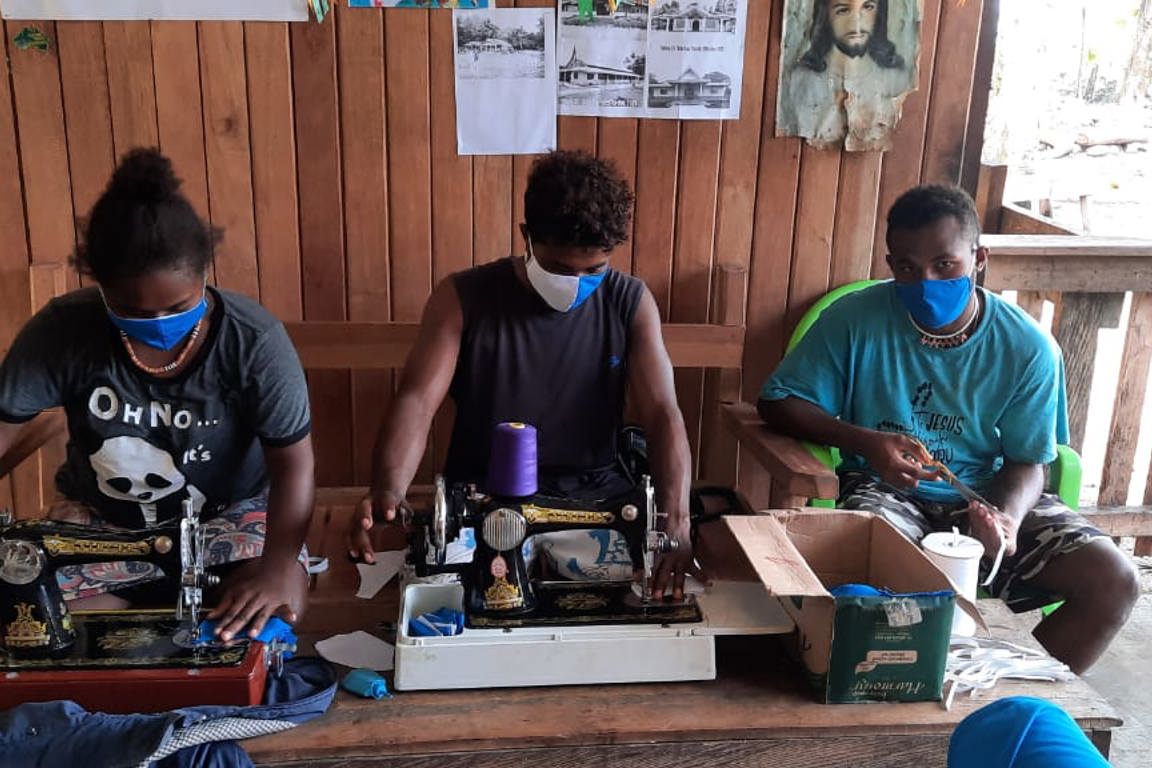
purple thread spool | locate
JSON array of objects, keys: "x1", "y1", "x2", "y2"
[{"x1": 487, "y1": 422, "x2": 538, "y2": 497}]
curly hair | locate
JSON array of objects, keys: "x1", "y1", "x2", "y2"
[
  {"x1": 886, "y1": 184, "x2": 981, "y2": 242},
  {"x1": 76, "y1": 148, "x2": 218, "y2": 283},
  {"x1": 524, "y1": 150, "x2": 634, "y2": 251},
  {"x1": 798, "y1": 0, "x2": 905, "y2": 73}
]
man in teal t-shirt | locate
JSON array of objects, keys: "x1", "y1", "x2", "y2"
[{"x1": 759, "y1": 185, "x2": 1138, "y2": 674}]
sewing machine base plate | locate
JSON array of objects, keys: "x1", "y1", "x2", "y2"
[
  {"x1": 0, "y1": 611, "x2": 267, "y2": 713},
  {"x1": 467, "y1": 581, "x2": 702, "y2": 629}
]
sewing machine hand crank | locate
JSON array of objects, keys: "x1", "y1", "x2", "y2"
[{"x1": 639, "y1": 475, "x2": 679, "y2": 604}]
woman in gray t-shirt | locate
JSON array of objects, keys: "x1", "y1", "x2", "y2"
[{"x1": 0, "y1": 149, "x2": 314, "y2": 644}]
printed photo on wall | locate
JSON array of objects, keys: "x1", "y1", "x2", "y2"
[
  {"x1": 350, "y1": 0, "x2": 488, "y2": 7},
  {"x1": 558, "y1": 0, "x2": 748, "y2": 120},
  {"x1": 558, "y1": 32, "x2": 647, "y2": 117},
  {"x1": 560, "y1": 0, "x2": 649, "y2": 30},
  {"x1": 1, "y1": 0, "x2": 309, "y2": 19},
  {"x1": 454, "y1": 8, "x2": 557, "y2": 155},
  {"x1": 776, "y1": 0, "x2": 921, "y2": 151},
  {"x1": 650, "y1": 0, "x2": 738, "y2": 33}
]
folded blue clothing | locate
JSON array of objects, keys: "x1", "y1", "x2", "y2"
[
  {"x1": 196, "y1": 616, "x2": 297, "y2": 656},
  {"x1": 408, "y1": 607, "x2": 465, "y2": 637}
]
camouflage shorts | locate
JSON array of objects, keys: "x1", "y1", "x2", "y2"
[
  {"x1": 839, "y1": 472, "x2": 1109, "y2": 612},
  {"x1": 56, "y1": 494, "x2": 308, "y2": 602}
]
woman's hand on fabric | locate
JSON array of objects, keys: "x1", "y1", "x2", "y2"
[{"x1": 208, "y1": 556, "x2": 308, "y2": 642}]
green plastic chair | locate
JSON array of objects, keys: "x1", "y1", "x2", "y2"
[{"x1": 785, "y1": 280, "x2": 1080, "y2": 614}]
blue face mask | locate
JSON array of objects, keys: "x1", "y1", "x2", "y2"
[
  {"x1": 105, "y1": 292, "x2": 209, "y2": 351},
  {"x1": 893, "y1": 276, "x2": 973, "y2": 329}
]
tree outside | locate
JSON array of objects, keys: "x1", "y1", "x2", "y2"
[{"x1": 983, "y1": 0, "x2": 1152, "y2": 238}]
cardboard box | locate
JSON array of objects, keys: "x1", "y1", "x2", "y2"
[{"x1": 719, "y1": 509, "x2": 982, "y2": 704}]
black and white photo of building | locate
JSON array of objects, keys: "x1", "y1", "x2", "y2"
[
  {"x1": 559, "y1": 44, "x2": 646, "y2": 109},
  {"x1": 647, "y1": 67, "x2": 732, "y2": 108},
  {"x1": 650, "y1": 1, "x2": 738, "y2": 34},
  {"x1": 456, "y1": 13, "x2": 548, "y2": 79}
]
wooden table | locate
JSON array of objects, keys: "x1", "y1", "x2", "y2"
[{"x1": 245, "y1": 536, "x2": 1121, "y2": 768}]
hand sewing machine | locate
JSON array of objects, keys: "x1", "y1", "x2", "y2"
[
  {"x1": 0, "y1": 498, "x2": 213, "y2": 659},
  {"x1": 407, "y1": 475, "x2": 702, "y2": 628},
  {"x1": 0, "y1": 500, "x2": 280, "y2": 713}
]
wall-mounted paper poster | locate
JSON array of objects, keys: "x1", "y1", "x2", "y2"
[
  {"x1": 558, "y1": 0, "x2": 748, "y2": 120},
  {"x1": 1, "y1": 0, "x2": 309, "y2": 20},
  {"x1": 776, "y1": 0, "x2": 921, "y2": 151},
  {"x1": 350, "y1": 0, "x2": 488, "y2": 8},
  {"x1": 454, "y1": 7, "x2": 557, "y2": 155}
]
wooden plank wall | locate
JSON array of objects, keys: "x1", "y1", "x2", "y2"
[{"x1": 0, "y1": 0, "x2": 989, "y2": 499}]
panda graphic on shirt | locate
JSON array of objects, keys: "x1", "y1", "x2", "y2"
[{"x1": 89, "y1": 435, "x2": 207, "y2": 526}]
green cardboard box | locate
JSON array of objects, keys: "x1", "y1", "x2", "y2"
[{"x1": 722, "y1": 510, "x2": 983, "y2": 704}]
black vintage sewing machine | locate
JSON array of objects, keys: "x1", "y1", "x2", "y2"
[
  {"x1": 0, "y1": 498, "x2": 213, "y2": 659},
  {"x1": 408, "y1": 475, "x2": 702, "y2": 629},
  {"x1": 0, "y1": 500, "x2": 276, "y2": 713}
]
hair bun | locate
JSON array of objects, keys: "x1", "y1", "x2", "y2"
[{"x1": 109, "y1": 148, "x2": 181, "y2": 202}]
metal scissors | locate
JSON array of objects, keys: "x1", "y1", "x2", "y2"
[
  {"x1": 908, "y1": 440, "x2": 997, "y2": 510},
  {"x1": 909, "y1": 440, "x2": 1007, "y2": 587}
]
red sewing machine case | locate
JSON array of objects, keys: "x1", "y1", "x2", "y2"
[{"x1": 0, "y1": 611, "x2": 268, "y2": 714}]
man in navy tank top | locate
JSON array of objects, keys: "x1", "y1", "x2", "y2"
[{"x1": 348, "y1": 150, "x2": 698, "y2": 600}]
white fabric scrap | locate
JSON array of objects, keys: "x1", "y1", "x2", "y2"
[
  {"x1": 355, "y1": 550, "x2": 407, "y2": 599},
  {"x1": 943, "y1": 635, "x2": 1075, "y2": 710},
  {"x1": 316, "y1": 631, "x2": 395, "y2": 671}
]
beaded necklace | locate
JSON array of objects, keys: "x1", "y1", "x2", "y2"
[
  {"x1": 908, "y1": 294, "x2": 982, "y2": 350},
  {"x1": 119, "y1": 319, "x2": 203, "y2": 375}
]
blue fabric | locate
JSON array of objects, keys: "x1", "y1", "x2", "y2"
[
  {"x1": 0, "y1": 657, "x2": 336, "y2": 768},
  {"x1": 949, "y1": 696, "x2": 1110, "y2": 767},
  {"x1": 894, "y1": 276, "x2": 973, "y2": 328},
  {"x1": 761, "y1": 283, "x2": 1068, "y2": 503},
  {"x1": 409, "y1": 608, "x2": 465, "y2": 637},
  {"x1": 105, "y1": 294, "x2": 208, "y2": 351},
  {"x1": 829, "y1": 584, "x2": 954, "y2": 599},
  {"x1": 829, "y1": 584, "x2": 884, "y2": 597},
  {"x1": 196, "y1": 616, "x2": 297, "y2": 656},
  {"x1": 157, "y1": 740, "x2": 253, "y2": 768}
]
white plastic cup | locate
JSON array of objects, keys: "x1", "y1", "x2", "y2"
[{"x1": 921, "y1": 531, "x2": 984, "y2": 636}]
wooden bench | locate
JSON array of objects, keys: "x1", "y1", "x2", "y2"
[{"x1": 0, "y1": 263, "x2": 748, "y2": 516}]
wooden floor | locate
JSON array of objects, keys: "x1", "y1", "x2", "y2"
[{"x1": 241, "y1": 506, "x2": 1122, "y2": 768}]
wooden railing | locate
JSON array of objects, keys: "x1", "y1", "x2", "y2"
[{"x1": 978, "y1": 166, "x2": 1152, "y2": 553}]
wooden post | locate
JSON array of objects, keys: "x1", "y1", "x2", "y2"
[
  {"x1": 1054, "y1": 293, "x2": 1126, "y2": 451},
  {"x1": 974, "y1": 164, "x2": 1008, "y2": 234},
  {"x1": 1098, "y1": 292, "x2": 1152, "y2": 507},
  {"x1": 960, "y1": 0, "x2": 1001, "y2": 196},
  {"x1": 1014, "y1": 292, "x2": 1046, "y2": 322},
  {"x1": 699, "y1": 265, "x2": 746, "y2": 486}
]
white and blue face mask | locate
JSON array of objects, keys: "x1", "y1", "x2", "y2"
[
  {"x1": 524, "y1": 239, "x2": 607, "y2": 313},
  {"x1": 103, "y1": 289, "x2": 208, "y2": 350}
]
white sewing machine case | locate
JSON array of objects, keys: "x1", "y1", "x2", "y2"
[{"x1": 393, "y1": 577, "x2": 793, "y2": 691}]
